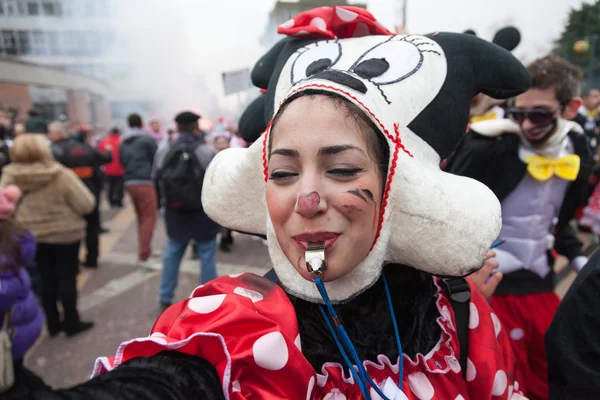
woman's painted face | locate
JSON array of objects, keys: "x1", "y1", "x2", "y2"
[{"x1": 266, "y1": 95, "x2": 384, "y2": 282}]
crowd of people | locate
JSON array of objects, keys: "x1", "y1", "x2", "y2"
[
  {"x1": 2, "y1": 4, "x2": 600, "y2": 400},
  {"x1": 0, "y1": 103, "x2": 246, "y2": 397}
]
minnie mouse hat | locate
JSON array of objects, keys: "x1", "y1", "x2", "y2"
[
  {"x1": 0, "y1": 185, "x2": 21, "y2": 220},
  {"x1": 202, "y1": 6, "x2": 531, "y2": 302}
]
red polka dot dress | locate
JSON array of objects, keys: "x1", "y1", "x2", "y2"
[{"x1": 92, "y1": 272, "x2": 527, "y2": 399}]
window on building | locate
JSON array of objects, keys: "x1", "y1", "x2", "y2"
[
  {"x1": 1, "y1": 30, "x2": 17, "y2": 55},
  {"x1": 42, "y1": 1, "x2": 55, "y2": 16},
  {"x1": 82, "y1": 0, "x2": 94, "y2": 17},
  {"x1": 47, "y1": 30, "x2": 60, "y2": 54},
  {"x1": 33, "y1": 102, "x2": 67, "y2": 122},
  {"x1": 1, "y1": 0, "x2": 20, "y2": 16},
  {"x1": 31, "y1": 30, "x2": 46, "y2": 54},
  {"x1": 17, "y1": 30, "x2": 31, "y2": 54},
  {"x1": 26, "y1": 1, "x2": 39, "y2": 15}
]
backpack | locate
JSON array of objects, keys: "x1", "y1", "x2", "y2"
[{"x1": 158, "y1": 139, "x2": 205, "y2": 212}]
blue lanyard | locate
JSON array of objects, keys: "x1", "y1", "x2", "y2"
[{"x1": 316, "y1": 274, "x2": 403, "y2": 400}]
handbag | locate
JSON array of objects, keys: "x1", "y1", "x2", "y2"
[{"x1": 0, "y1": 305, "x2": 15, "y2": 393}]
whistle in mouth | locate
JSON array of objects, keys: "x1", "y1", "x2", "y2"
[{"x1": 305, "y1": 244, "x2": 327, "y2": 279}]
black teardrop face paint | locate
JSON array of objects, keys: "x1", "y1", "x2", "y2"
[{"x1": 347, "y1": 189, "x2": 374, "y2": 203}]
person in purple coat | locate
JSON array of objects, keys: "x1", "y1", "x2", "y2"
[{"x1": 0, "y1": 185, "x2": 48, "y2": 397}]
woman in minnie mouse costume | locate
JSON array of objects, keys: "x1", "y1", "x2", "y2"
[{"x1": 30, "y1": 7, "x2": 531, "y2": 400}]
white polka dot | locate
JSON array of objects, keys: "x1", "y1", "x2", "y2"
[
  {"x1": 491, "y1": 312, "x2": 502, "y2": 338},
  {"x1": 280, "y1": 19, "x2": 295, "y2": 29},
  {"x1": 353, "y1": 22, "x2": 370, "y2": 37},
  {"x1": 147, "y1": 336, "x2": 167, "y2": 345},
  {"x1": 310, "y1": 17, "x2": 327, "y2": 31},
  {"x1": 306, "y1": 376, "x2": 315, "y2": 400},
  {"x1": 492, "y1": 370, "x2": 508, "y2": 396},
  {"x1": 295, "y1": 30, "x2": 310, "y2": 36},
  {"x1": 150, "y1": 332, "x2": 166, "y2": 339},
  {"x1": 508, "y1": 385, "x2": 514, "y2": 398},
  {"x1": 466, "y1": 358, "x2": 476, "y2": 382},
  {"x1": 447, "y1": 356, "x2": 461, "y2": 373},
  {"x1": 455, "y1": 396, "x2": 466, "y2": 400},
  {"x1": 468, "y1": 303, "x2": 479, "y2": 329},
  {"x1": 232, "y1": 380, "x2": 241, "y2": 392},
  {"x1": 510, "y1": 328, "x2": 525, "y2": 341},
  {"x1": 187, "y1": 294, "x2": 226, "y2": 314},
  {"x1": 228, "y1": 273, "x2": 244, "y2": 278},
  {"x1": 369, "y1": 388, "x2": 383, "y2": 400},
  {"x1": 253, "y1": 331, "x2": 288, "y2": 370},
  {"x1": 324, "y1": 389, "x2": 347, "y2": 399},
  {"x1": 335, "y1": 7, "x2": 358, "y2": 21},
  {"x1": 408, "y1": 372, "x2": 435, "y2": 400},
  {"x1": 233, "y1": 287, "x2": 264, "y2": 303},
  {"x1": 189, "y1": 285, "x2": 204, "y2": 298},
  {"x1": 294, "y1": 333, "x2": 302, "y2": 351}
]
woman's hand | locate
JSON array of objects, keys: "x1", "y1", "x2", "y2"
[{"x1": 468, "y1": 250, "x2": 502, "y2": 301}]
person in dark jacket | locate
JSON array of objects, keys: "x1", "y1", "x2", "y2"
[
  {"x1": 154, "y1": 111, "x2": 219, "y2": 309},
  {"x1": 24, "y1": 108, "x2": 48, "y2": 134},
  {"x1": 446, "y1": 54, "x2": 593, "y2": 400},
  {"x1": 546, "y1": 252, "x2": 600, "y2": 400},
  {"x1": 120, "y1": 114, "x2": 158, "y2": 265},
  {"x1": 48, "y1": 121, "x2": 111, "y2": 268}
]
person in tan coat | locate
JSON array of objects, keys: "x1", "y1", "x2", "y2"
[{"x1": 0, "y1": 134, "x2": 96, "y2": 337}]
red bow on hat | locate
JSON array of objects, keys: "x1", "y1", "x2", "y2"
[{"x1": 277, "y1": 6, "x2": 394, "y2": 40}]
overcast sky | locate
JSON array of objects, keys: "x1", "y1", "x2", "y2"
[{"x1": 110, "y1": 0, "x2": 590, "y2": 121}]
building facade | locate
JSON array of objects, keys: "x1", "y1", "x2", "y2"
[
  {"x1": 0, "y1": 0, "x2": 122, "y2": 131},
  {"x1": 261, "y1": 0, "x2": 367, "y2": 49}
]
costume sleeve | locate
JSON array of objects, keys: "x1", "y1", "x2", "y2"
[
  {"x1": 444, "y1": 131, "x2": 496, "y2": 181},
  {"x1": 90, "y1": 275, "x2": 313, "y2": 399},
  {"x1": 465, "y1": 280, "x2": 527, "y2": 399},
  {"x1": 546, "y1": 252, "x2": 600, "y2": 399},
  {"x1": 553, "y1": 223, "x2": 585, "y2": 262},
  {"x1": 29, "y1": 351, "x2": 225, "y2": 400}
]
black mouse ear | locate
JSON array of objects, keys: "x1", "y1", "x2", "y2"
[
  {"x1": 431, "y1": 32, "x2": 530, "y2": 100},
  {"x1": 463, "y1": 29, "x2": 477, "y2": 36},
  {"x1": 408, "y1": 32, "x2": 530, "y2": 159},
  {"x1": 251, "y1": 38, "x2": 292, "y2": 89},
  {"x1": 492, "y1": 26, "x2": 521, "y2": 51},
  {"x1": 239, "y1": 94, "x2": 267, "y2": 143}
]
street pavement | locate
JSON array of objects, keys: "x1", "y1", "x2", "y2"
[
  {"x1": 24, "y1": 200, "x2": 272, "y2": 389},
  {"x1": 22, "y1": 198, "x2": 593, "y2": 389}
]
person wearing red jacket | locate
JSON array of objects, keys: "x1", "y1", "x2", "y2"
[{"x1": 98, "y1": 128, "x2": 125, "y2": 208}]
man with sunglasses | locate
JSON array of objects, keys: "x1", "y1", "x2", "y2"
[{"x1": 447, "y1": 54, "x2": 594, "y2": 400}]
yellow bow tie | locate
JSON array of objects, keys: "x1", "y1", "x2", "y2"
[{"x1": 524, "y1": 154, "x2": 580, "y2": 181}]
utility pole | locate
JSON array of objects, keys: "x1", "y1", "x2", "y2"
[
  {"x1": 401, "y1": 0, "x2": 407, "y2": 28},
  {"x1": 588, "y1": 34, "x2": 598, "y2": 88}
]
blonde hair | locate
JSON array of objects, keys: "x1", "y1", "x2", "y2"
[{"x1": 10, "y1": 134, "x2": 54, "y2": 165}]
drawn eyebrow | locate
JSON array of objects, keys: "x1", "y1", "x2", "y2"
[
  {"x1": 318, "y1": 145, "x2": 365, "y2": 156},
  {"x1": 270, "y1": 148, "x2": 300, "y2": 159}
]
